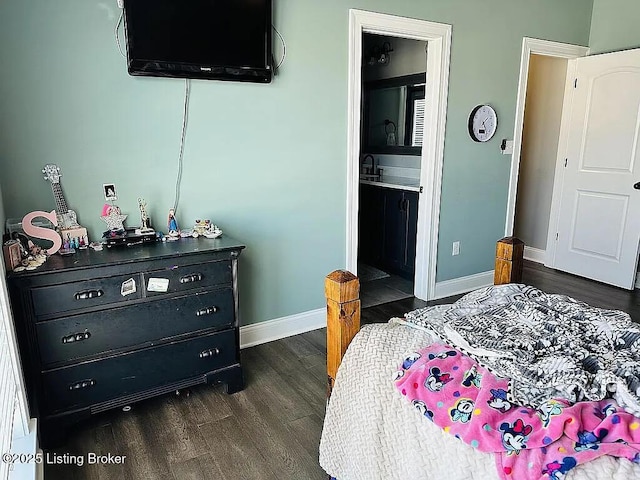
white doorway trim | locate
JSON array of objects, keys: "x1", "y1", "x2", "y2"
[
  {"x1": 346, "y1": 9, "x2": 451, "y2": 300},
  {"x1": 504, "y1": 37, "x2": 589, "y2": 255}
]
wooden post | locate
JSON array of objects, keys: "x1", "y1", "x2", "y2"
[
  {"x1": 494, "y1": 236, "x2": 524, "y2": 285},
  {"x1": 325, "y1": 270, "x2": 360, "y2": 399}
]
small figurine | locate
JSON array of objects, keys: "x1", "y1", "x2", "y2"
[
  {"x1": 136, "y1": 198, "x2": 155, "y2": 234},
  {"x1": 192, "y1": 219, "x2": 222, "y2": 239},
  {"x1": 167, "y1": 208, "x2": 180, "y2": 238}
]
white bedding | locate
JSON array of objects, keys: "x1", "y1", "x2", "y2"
[{"x1": 319, "y1": 321, "x2": 640, "y2": 480}]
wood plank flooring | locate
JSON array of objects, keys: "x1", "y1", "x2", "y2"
[
  {"x1": 45, "y1": 327, "x2": 329, "y2": 480},
  {"x1": 44, "y1": 261, "x2": 640, "y2": 479},
  {"x1": 360, "y1": 272, "x2": 414, "y2": 308}
]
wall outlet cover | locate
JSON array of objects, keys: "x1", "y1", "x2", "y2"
[{"x1": 501, "y1": 139, "x2": 514, "y2": 155}]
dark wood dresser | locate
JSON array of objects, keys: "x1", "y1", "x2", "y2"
[{"x1": 6, "y1": 236, "x2": 245, "y2": 447}]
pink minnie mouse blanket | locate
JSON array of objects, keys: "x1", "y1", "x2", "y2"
[{"x1": 394, "y1": 343, "x2": 640, "y2": 480}]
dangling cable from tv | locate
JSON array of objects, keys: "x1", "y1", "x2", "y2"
[
  {"x1": 115, "y1": 10, "x2": 126, "y2": 58},
  {"x1": 273, "y1": 25, "x2": 286, "y2": 73},
  {"x1": 173, "y1": 79, "x2": 191, "y2": 215},
  {"x1": 114, "y1": 9, "x2": 190, "y2": 216}
]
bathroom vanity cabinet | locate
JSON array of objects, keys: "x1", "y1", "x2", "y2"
[{"x1": 359, "y1": 183, "x2": 417, "y2": 279}]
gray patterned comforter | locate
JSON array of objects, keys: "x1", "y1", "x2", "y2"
[{"x1": 404, "y1": 283, "x2": 640, "y2": 415}]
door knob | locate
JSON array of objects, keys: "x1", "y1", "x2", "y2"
[{"x1": 634, "y1": 182, "x2": 640, "y2": 190}]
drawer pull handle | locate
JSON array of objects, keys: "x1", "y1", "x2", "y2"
[
  {"x1": 180, "y1": 273, "x2": 203, "y2": 284},
  {"x1": 196, "y1": 306, "x2": 218, "y2": 316},
  {"x1": 62, "y1": 331, "x2": 91, "y2": 344},
  {"x1": 199, "y1": 348, "x2": 220, "y2": 359},
  {"x1": 68, "y1": 379, "x2": 96, "y2": 391},
  {"x1": 74, "y1": 290, "x2": 104, "y2": 300}
]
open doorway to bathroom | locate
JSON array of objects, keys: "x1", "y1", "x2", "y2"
[
  {"x1": 346, "y1": 10, "x2": 451, "y2": 303},
  {"x1": 357, "y1": 33, "x2": 426, "y2": 308}
]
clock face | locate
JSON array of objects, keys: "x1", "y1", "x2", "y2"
[{"x1": 468, "y1": 105, "x2": 497, "y2": 142}]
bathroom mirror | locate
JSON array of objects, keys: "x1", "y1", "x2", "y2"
[{"x1": 362, "y1": 73, "x2": 425, "y2": 155}]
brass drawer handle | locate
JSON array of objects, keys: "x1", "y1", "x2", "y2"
[
  {"x1": 62, "y1": 331, "x2": 91, "y2": 344},
  {"x1": 196, "y1": 306, "x2": 218, "y2": 316},
  {"x1": 74, "y1": 289, "x2": 104, "y2": 300},
  {"x1": 68, "y1": 379, "x2": 96, "y2": 391},
  {"x1": 180, "y1": 273, "x2": 203, "y2": 284},
  {"x1": 199, "y1": 348, "x2": 220, "y2": 359}
]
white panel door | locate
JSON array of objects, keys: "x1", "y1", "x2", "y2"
[{"x1": 551, "y1": 48, "x2": 640, "y2": 289}]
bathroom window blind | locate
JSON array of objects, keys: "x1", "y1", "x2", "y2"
[{"x1": 412, "y1": 97, "x2": 426, "y2": 147}]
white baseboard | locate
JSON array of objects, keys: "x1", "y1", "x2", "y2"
[
  {"x1": 239, "y1": 308, "x2": 326, "y2": 349},
  {"x1": 524, "y1": 246, "x2": 546, "y2": 264},
  {"x1": 433, "y1": 270, "x2": 494, "y2": 300}
]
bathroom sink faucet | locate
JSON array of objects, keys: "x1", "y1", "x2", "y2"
[{"x1": 362, "y1": 154, "x2": 376, "y2": 175}]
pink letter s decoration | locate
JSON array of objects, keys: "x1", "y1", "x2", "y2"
[{"x1": 21, "y1": 210, "x2": 62, "y2": 255}]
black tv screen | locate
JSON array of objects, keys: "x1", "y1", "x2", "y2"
[{"x1": 124, "y1": 0, "x2": 273, "y2": 83}]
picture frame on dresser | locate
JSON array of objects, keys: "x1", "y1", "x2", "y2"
[{"x1": 6, "y1": 236, "x2": 246, "y2": 448}]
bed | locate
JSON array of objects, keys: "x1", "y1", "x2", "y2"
[{"x1": 319, "y1": 241, "x2": 640, "y2": 480}]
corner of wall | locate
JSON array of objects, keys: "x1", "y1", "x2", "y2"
[
  {"x1": 0, "y1": 183, "x2": 5, "y2": 234},
  {"x1": 588, "y1": 0, "x2": 640, "y2": 55},
  {"x1": 587, "y1": 0, "x2": 597, "y2": 49}
]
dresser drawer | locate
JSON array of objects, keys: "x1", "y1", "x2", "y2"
[
  {"x1": 36, "y1": 288, "x2": 235, "y2": 366},
  {"x1": 41, "y1": 329, "x2": 237, "y2": 414},
  {"x1": 143, "y1": 260, "x2": 231, "y2": 297},
  {"x1": 31, "y1": 274, "x2": 143, "y2": 317}
]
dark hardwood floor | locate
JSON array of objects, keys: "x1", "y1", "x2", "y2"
[
  {"x1": 359, "y1": 272, "x2": 414, "y2": 308},
  {"x1": 45, "y1": 328, "x2": 329, "y2": 480},
  {"x1": 44, "y1": 261, "x2": 640, "y2": 479},
  {"x1": 521, "y1": 260, "x2": 640, "y2": 319},
  {"x1": 361, "y1": 260, "x2": 640, "y2": 324}
]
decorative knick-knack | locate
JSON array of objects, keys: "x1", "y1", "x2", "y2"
[{"x1": 167, "y1": 208, "x2": 180, "y2": 238}]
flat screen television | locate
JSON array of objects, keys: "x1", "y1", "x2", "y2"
[{"x1": 123, "y1": 0, "x2": 273, "y2": 83}]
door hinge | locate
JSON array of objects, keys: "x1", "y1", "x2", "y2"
[
  {"x1": 574, "y1": 78, "x2": 578, "y2": 88},
  {"x1": 419, "y1": 186, "x2": 423, "y2": 194},
  {"x1": 556, "y1": 232, "x2": 559, "y2": 241},
  {"x1": 564, "y1": 158, "x2": 568, "y2": 168}
]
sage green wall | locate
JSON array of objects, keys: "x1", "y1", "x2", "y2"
[
  {"x1": 590, "y1": 0, "x2": 640, "y2": 54},
  {"x1": 0, "y1": 185, "x2": 4, "y2": 237},
  {"x1": 0, "y1": 1, "x2": 592, "y2": 325}
]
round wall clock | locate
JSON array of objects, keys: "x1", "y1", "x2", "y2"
[{"x1": 468, "y1": 104, "x2": 498, "y2": 142}]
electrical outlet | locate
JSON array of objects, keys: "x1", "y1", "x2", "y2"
[
  {"x1": 452, "y1": 241, "x2": 460, "y2": 256},
  {"x1": 500, "y1": 139, "x2": 514, "y2": 155}
]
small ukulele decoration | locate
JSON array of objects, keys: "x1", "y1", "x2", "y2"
[{"x1": 42, "y1": 164, "x2": 89, "y2": 246}]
